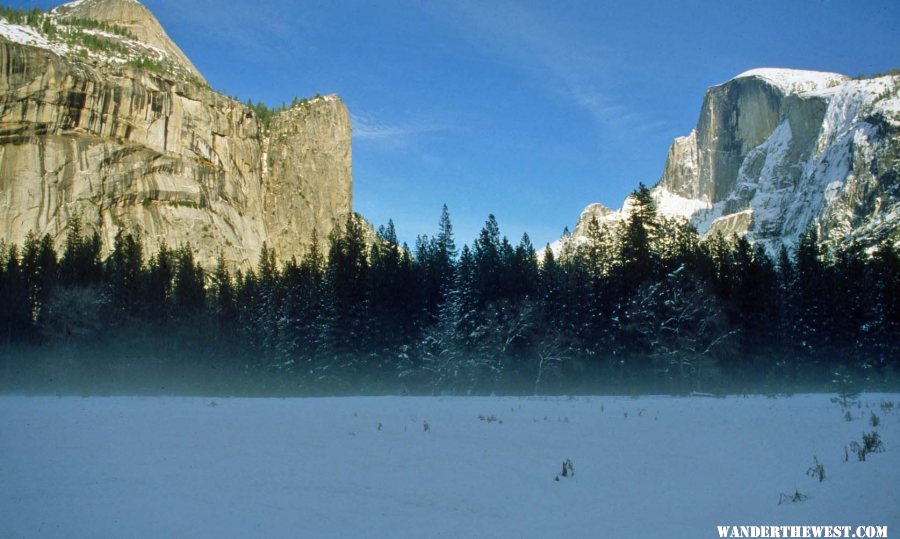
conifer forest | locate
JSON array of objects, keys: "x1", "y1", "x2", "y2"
[{"x1": 1, "y1": 185, "x2": 898, "y2": 396}]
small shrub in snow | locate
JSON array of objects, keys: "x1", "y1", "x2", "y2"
[
  {"x1": 850, "y1": 431, "x2": 885, "y2": 461},
  {"x1": 879, "y1": 401, "x2": 895, "y2": 414},
  {"x1": 377, "y1": 422, "x2": 383, "y2": 431},
  {"x1": 423, "y1": 420, "x2": 430, "y2": 432},
  {"x1": 830, "y1": 369, "x2": 860, "y2": 408},
  {"x1": 849, "y1": 441, "x2": 864, "y2": 461},
  {"x1": 870, "y1": 412, "x2": 880, "y2": 428},
  {"x1": 778, "y1": 490, "x2": 808, "y2": 505},
  {"x1": 556, "y1": 459, "x2": 575, "y2": 481},
  {"x1": 478, "y1": 414, "x2": 500, "y2": 423},
  {"x1": 844, "y1": 411, "x2": 853, "y2": 422},
  {"x1": 806, "y1": 457, "x2": 825, "y2": 482},
  {"x1": 862, "y1": 431, "x2": 885, "y2": 454}
]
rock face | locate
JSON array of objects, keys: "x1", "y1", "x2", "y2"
[
  {"x1": 0, "y1": 0, "x2": 353, "y2": 269},
  {"x1": 52, "y1": 0, "x2": 206, "y2": 84},
  {"x1": 562, "y1": 68, "x2": 900, "y2": 254},
  {"x1": 264, "y1": 95, "x2": 352, "y2": 259}
]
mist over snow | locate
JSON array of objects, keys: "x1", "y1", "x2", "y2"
[{"x1": 1, "y1": 394, "x2": 898, "y2": 537}]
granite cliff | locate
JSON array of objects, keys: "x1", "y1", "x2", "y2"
[
  {"x1": 559, "y1": 68, "x2": 899, "y2": 254},
  {"x1": 0, "y1": 0, "x2": 352, "y2": 269}
]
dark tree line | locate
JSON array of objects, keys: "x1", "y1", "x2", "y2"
[{"x1": 1, "y1": 188, "x2": 898, "y2": 395}]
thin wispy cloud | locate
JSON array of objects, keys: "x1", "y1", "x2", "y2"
[
  {"x1": 436, "y1": 0, "x2": 663, "y2": 134},
  {"x1": 351, "y1": 112, "x2": 451, "y2": 147},
  {"x1": 150, "y1": 0, "x2": 304, "y2": 60}
]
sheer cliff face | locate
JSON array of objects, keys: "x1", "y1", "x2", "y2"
[
  {"x1": 563, "y1": 68, "x2": 900, "y2": 253},
  {"x1": 658, "y1": 69, "x2": 899, "y2": 250},
  {"x1": 264, "y1": 96, "x2": 352, "y2": 258},
  {"x1": 0, "y1": 1, "x2": 353, "y2": 269}
]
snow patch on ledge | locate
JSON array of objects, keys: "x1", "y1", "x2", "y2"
[
  {"x1": 729, "y1": 68, "x2": 848, "y2": 94},
  {"x1": 652, "y1": 187, "x2": 711, "y2": 219}
]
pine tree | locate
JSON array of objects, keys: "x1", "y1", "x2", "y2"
[
  {"x1": 793, "y1": 227, "x2": 827, "y2": 362},
  {"x1": 619, "y1": 183, "x2": 659, "y2": 294},
  {"x1": 473, "y1": 214, "x2": 502, "y2": 306},
  {"x1": 870, "y1": 242, "x2": 900, "y2": 368},
  {"x1": 326, "y1": 214, "x2": 370, "y2": 359},
  {"x1": 21, "y1": 232, "x2": 58, "y2": 324},
  {"x1": 539, "y1": 246, "x2": 563, "y2": 327},
  {"x1": 253, "y1": 243, "x2": 281, "y2": 361},
  {"x1": 369, "y1": 220, "x2": 407, "y2": 355},
  {"x1": 434, "y1": 204, "x2": 457, "y2": 293},
  {"x1": 210, "y1": 251, "x2": 237, "y2": 334},
  {"x1": 277, "y1": 233, "x2": 329, "y2": 372},
  {"x1": 59, "y1": 216, "x2": 102, "y2": 286},
  {"x1": 577, "y1": 218, "x2": 616, "y2": 360},
  {"x1": 509, "y1": 233, "x2": 539, "y2": 300},
  {"x1": 106, "y1": 230, "x2": 144, "y2": 315},
  {"x1": 145, "y1": 242, "x2": 174, "y2": 323},
  {"x1": 173, "y1": 244, "x2": 206, "y2": 319},
  {"x1": 0, "y1": 244, "x2": 33, "y2": 347}
]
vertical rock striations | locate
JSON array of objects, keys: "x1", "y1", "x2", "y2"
[
  {"x1": 264, "y1": 95, "x2": 352, "y2": 260},
  {"x1": 0, "y1": 0, "x2": 354, "y2": 269}
]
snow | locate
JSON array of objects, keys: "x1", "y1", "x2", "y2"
[
  {"x1": 0, "y1": 11, "x2": 181, "y2": 78},
  {"x1": 0, "y1": 20, "x2": 69, "y2": 58},
  {"x1": 652, "y1": 187, "x2": 711, "y2": 220},
  {"x1": 731, "y1": 68, "x2": 848, "y2": 94},
  {"x1": 1, "y1": 394, "x2": 898, "y2": 538},
  {"x1": 52, "y1": 0, "x2": 88, "y2": 11},
  {"x1": 0, "y1": 20, "x2": 46, "y2": 46},
  {"x1": 560, "y1": 68, "x2": 899, "y2": 253},
  {"x1": 52, "y1": 0, "x2": 141, "y2": 13}
]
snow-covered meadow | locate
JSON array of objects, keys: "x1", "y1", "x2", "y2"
[{"x1": 1, "y1": 394, "x2": 898, "y2": 538}]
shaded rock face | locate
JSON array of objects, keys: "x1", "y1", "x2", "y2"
[
  {"x1": 660, "y1": 76, "x2": 831, "y2": 208},
  {"x1": 658, "y1": 71, "x2": 900, "y2": 251},
  {"x1": 0, "y1": 40, "x2": 352, "y2": 269},
  {"x1": 660, "y1": 130, "x2": 699, "y2": 200},
  {"x1": 659, "y1": 78, "x2": 827, "y2": 208}
]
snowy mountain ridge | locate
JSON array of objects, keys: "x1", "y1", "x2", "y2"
[
  {"x1": 0, "y1": 0, "x2": 205, "y2": 84},
  {"x1": 728, "y1": 68, "x2": 848, "y2": 94},
  {"x1": 556, "y1": 68, "x2": 900, "y2": 256}
]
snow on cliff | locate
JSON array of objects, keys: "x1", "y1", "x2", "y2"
[
  {"x1": 556, "y1": 68, "x2": 900, "y2": 256},
  {"x1": 730, "y1": 68, "x2": 848, "y2": 94},
  {"x1": 0, "y1": 0, "x2": 202, "y2": 83}
]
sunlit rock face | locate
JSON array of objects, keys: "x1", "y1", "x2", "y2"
[
  {"x1": 0, "y1": 0, "x2": 353, "y2": 269},
  {"x1": 52, "y1": 0, "x2": 206, "y2": 84},
  {"x1": 559, "y1": 68, "x2": 900, "y2": 254},
  {"x1": 264, "y1": 95, "x2": 352, "y2": 261}
]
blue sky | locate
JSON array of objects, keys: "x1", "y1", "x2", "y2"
[{"x1": 11, "y1": 0, "x2": 900, "y2": 248}]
